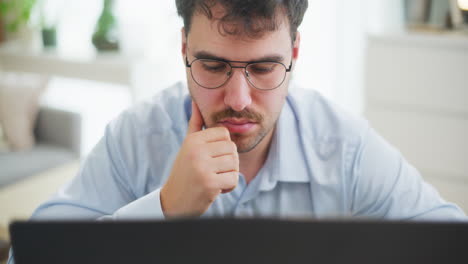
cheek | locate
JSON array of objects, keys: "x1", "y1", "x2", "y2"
[
  {"x1": 195, "y1": 89, "x2": 222, "y2": 108},
  {"x1": 190, "y1": 87, "x2": 224, "y2": 121},
  {"x1": 255, "y1": 89, "x2": 288, "y2": 117}
]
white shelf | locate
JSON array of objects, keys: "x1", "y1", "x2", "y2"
[
  {"x1": 0, "y1": 41, "x2": 136, "y2": 98},
  {"x1": 366, "y1": 32, "x2": 468, "y2": 116},
  {"x1": 368, "y1": 31, "x2": 468, "y2": 50}
]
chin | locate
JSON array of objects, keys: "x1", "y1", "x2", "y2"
[
  {"x1": 233, "y1": 138, "x2": 258, "y2": 153},
  {"x1": 231, "y1": 128, "x2": 270, "y2": 153}
]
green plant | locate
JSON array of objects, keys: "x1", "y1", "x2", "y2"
[
  {"x1": 92, "y1": 0, "x2": 119, "y2": 51},
  {"x1": 0, "y1": 0, "x2": 37, "y2": 33},
  {"x1": 37, "y1": 0, "x2": 58, "y2": 30},
  {"x1": 93, "y1": 0, "x2": 117, "y2": 39}
]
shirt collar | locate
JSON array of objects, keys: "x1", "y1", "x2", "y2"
[{"x1": 257, "y1": 95, "x2": 310, "y2": 192}]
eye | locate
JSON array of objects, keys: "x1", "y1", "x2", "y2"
[
  {"x1": 201, "y1": 60, "x2": 227, "y2": 72},
  {"x1": 249, "y1": 63, "x2": 277, "y2": 74}
]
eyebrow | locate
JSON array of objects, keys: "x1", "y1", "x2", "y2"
[{"x1": 193, "y1": 50, "x2": 285, "y2": 63}]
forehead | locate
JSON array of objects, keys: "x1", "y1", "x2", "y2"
[{"x1": 186, "y1": 10, "x2": 292, "y2": 61}]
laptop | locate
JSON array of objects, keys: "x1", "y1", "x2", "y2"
[{"x1": 9, "y1": 218, "x2": 468, "y2": 264}]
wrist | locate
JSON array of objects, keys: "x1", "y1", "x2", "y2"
[{"x1": 160, "y1": 185, "x2": 171, "y2": 218}]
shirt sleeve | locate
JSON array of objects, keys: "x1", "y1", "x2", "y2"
[
  {"x1": 350, "y1": 127, "x2": 467, "y2": 221},
  {"x1": 99, "y1": 188, "x2": 165, "y2": 220},
  {"x1": 30, "y1": 122, "x2": 166, "y2": 221}
]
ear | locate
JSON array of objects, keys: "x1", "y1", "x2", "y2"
[
  {"x1": 293, "y1": 31, "x2": 301, "y2": 60},
  {"x1": 181, "y1": 27, "x2": 187, "y2": 57}
]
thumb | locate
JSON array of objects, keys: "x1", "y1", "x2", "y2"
[{"x1": 187, "y1": 100, "x2": 204, "y2": 134}]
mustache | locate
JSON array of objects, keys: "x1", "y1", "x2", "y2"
[{"x1": 212, "y1": 108, "x2": 264, "y2": 123}]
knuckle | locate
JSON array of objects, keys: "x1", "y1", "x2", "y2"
[
  {"x1": 214, "y1": 127, "x2": 230, "y2": 138},
  {"x1": 222, "y1": 127, "x2": 230, "y2": 138},
  {"x1": 223, "y1": 127, "x2": 231, "y2": 140},
  {"x1": 229, "y1": 154, "x2": 239, "y2": 170},
  {"x1": 230, "y1": 172, "x2": 239, "y2": 187},
  {"x1": 208, "y1": 127, "x2": 221, "y2": 133},
  {"x1": 222, "y1": 155, "x2": 236, "y2": 167},
  {"x1": 230, "y1": 154, "x2": 237, "y2": 164},
  {"x1": 229, "y1": 141, "x2": 238, "y2": 153}
]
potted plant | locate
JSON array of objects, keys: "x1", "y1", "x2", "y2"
[
  {"x1": 0, "y1": 0, "x2": 39, "y2": 47},
  {"x1": 38, "y1": 0, "x2": 58, "y2": 48},
  {"x1": 92, "y1": 0, "x2": 120, "y2": 51}
]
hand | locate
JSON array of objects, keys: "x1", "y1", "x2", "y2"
[{"x1": 160, "y1": 101, "x2": 239, "y2": 217}]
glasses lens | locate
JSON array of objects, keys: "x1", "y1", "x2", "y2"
[
  {"x1": 246, "y1": 62, "x2": 287, "y2": 90},
  {"x1": 191, "y1": 59, "x2": 230, "y2": 88}
]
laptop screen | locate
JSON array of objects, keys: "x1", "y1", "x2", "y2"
[{"x1": 9, "y1": 218, "x2": 468, "y2": 264}]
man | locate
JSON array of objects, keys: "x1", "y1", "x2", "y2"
[
  {"x1": 7, "y1": 0, "x2": 468, "y2": 261},
  {"x1": 23, "y1": 0, "x2": 468, "y2": 220}
]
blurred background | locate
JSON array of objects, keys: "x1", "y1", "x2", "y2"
[{"x1": 0, "y1": 0, "x2": 467, "y2": 253}]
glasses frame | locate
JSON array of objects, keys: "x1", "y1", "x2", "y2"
[{"x1": 185, "y1": 56, "x2": 292, "y2": 90}]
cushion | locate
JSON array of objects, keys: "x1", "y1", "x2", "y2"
[
  {"x1": 0, "y1": 143, "x2": 77, "y2": 188},
  {"x1": 0, "y1": 72, "x2": 48, "y2": 151},
  {"x1": 0, "y1": 124, "x2": 8, "y2": 153}
]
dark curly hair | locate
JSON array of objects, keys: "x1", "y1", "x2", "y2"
[{"x1": 175, "y1": 0, "x2": 308, "y2": 42}]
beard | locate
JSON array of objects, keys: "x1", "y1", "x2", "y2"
[
  {"x1": 210, "y1": 107, "x2": 274, "y2": 153},
  {"x1": 229, "y1": 125, "x2": 273, "y2": 153}
]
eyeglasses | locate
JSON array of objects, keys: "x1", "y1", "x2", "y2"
[{"x1": 185, "y1": 56, "x2": 292, "y2": 90}]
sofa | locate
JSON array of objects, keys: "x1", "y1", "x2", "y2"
[
  {"x1": 0, "y1": 106, "x2": 81, "y2": 188},
  {"x1": 0, "y1": 106, "x2": 81, "y2": 262}
]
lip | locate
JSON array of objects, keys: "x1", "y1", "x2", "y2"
[{"x1": 219, "y1": 119, "x2": 256, "y2": 133}]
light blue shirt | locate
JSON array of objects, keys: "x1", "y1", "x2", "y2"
[
  {"x1": 27, "y1": 82, "x2": 466, "y2": 221},
  {"x1": 7, "y1": 82, "x2": 467, "y2": 263}
]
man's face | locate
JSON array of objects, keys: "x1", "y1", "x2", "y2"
[{"x1": 183, "y1": 10, "x2": 298, "y2": 153}]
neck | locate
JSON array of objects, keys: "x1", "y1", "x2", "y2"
[{"x1": 239, "y1": 128, "x2": 275, "y2": 184}]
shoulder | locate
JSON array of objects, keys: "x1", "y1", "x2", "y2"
[
  {"x1": 287, "y1": 86, "x2": 369, "y2": 145},
  {"x1": 108, "y1": 82, "x2": 190, "y2": 138},
  {"x1": 100, "y1": 83, "x2": 189, "y2": 194}
]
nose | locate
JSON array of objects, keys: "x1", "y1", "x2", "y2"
[{"x1": 223, "y1": 69, "x2": 253, "y2": 112}]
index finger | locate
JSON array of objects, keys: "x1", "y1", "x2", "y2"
[{"x1": 195, "y1": 126, "x2": 231, "y2": 143}]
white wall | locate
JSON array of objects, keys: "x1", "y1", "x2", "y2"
[
  {"x1": 33, "y1": 0, "x2": 385, "y2": 155},
  {"x1": 45, "y1": 0, "x2": 365, "y2": 105},
  {"x1": 365, "y1": 33, "x2": 468, "y2": 213}
]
